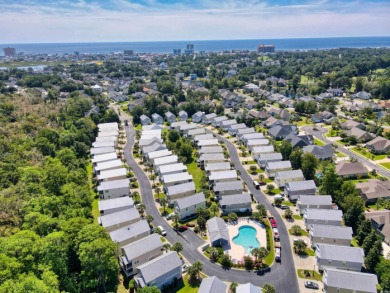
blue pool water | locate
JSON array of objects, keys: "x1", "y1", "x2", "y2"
[{"x1": 232, "y1": 226, "x2": 260, "y2": 254}]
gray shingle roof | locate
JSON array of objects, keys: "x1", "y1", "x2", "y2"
[
  {"x1": 98, "y1": 197, "x2": 134, "y2": 212},
  {"x1": 90, "y1": 147, "x2": 116, "y2": 156},
  {"x1": 251, "y1": 146, "x2": 274, "y2": 153},
  {"x1": 214, "y1": 180, "x2": 243, "y2": 192},
  {"x1": 205, "y1": 162, "x2": 231, "y2": 172},
  {"x1": 209, "y1": 170, "x2": 237, "y2": 181},
  {"x1": 122, "y1": 234, "x2": 162, "y2": 263},
  {"x1": 236, "y1": 283, "x2": 262, "y2": 293},
  {"x1": 242, "y1": 133, "x2": 264, "y2": 140},
  {"x1": 175, "y1": 192, "x2": 206, "y2": 209},
  {"x1": 220, "y1": 193, "x2": 251, "y2": 206},
  {"x1": 275, "y1": 169, "x2": 304, "y2": 180},
  {"x1": 305, "y1": 209, "x2": 342, "y2": 221},
  {"x1": 137, "y1": 251, "x2": 182, "y2": 284},
  {"x1": 298, "y1": 195, "x2": 332, "y2": 205},
  {"x1": 109, "y1": 220, "x2": 150, "y2": 243},
  {"x1": 323, "y1": 268, "x2": 377, "y2": 292},
  {"x1": 198, "y1": 276, "x2": 227, "y2": 293},
  {"x1": 161, "y1": 172, "x2": 192, "y2": 184},
  {"x1": 158, "y1": 163, "x2": 186, "y2": 174},
  {"x1": 199, "y1": 153, "x2": 225, "y2": 161},
  {"x1": 95, "y1": 159, "x2": 123, "y2": 172},
  {"x1": 153, "y1": 155, "x2": 179, "y2": 166},
  {"x1": 98, "y1": 168, "x2": 127, "y2": 180},
  {"x1": 98, "y1": 208, "x2": 140, "y2": 228},
  {"x1": 285, "y1": 180, "x2": 316, "y2": 191},
  {"x1": 316, "y1": 244, "x2": 364, "y2": 263},
  {"x1": 258, "y1": 153, "x2": 283, "y2": 161},
  {"x1": 166, "y1": 182, "x2": 196, "y2": 196},
  {"x1": 98, "y1": 178, "x2": 130, "y2": 191},
  {"x1": 237, "y1": 128, "x2": 256, "y2": 135},
  {"x1": 302, "y1": 144, "x2": 333, "y2": 160},
  {"x1": 199, "y1": 146, "x2": 223, "y2": 154},
  {"x1": 92, "y1": 152, "x2": 118, "y2": 163},
  {"x1": 207, "y1": 217, "x2": 230, "y2": 243},
  {"x1": 265, "y1": 160, "x2": 292, "y2": 170},
  {"x1": 310, "y1": 224, "x2": 352, "y2": 239}
]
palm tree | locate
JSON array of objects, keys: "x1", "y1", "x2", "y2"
[
  {"x1": 210, "y1": 204, "x2": 219, "y2": 216},
  {"x1": 149, "y1": 174, "x2": 157, "y2": 184},
  {"x1": 284, "y1": 209, "x2": 293, "y2": 220},
  {"x1": 262, "y1": 283, "x2": 276, "y2": 293},
  {"x1": 294, "y1": 239, "x2": 307, "y2": 254},
  {"x1": 229, "y1": 282, "x2": 238, "y2": 293},
  {"x1": 171, "y1": 242, "x2": 184, "y2": 253},
  {"x1": 137, "y1": 203, "x2": 146, "y2": 217},
  {"x1": 228, "y1": 212, "x2": 238, "y2": 223},
  {"x1": 160, "y1": 198, "x2": 168, "y2": 214},
  {"x1": 209, "y1": 247, "x2": 219, "y2": 262},
  {"x1": 162, "y1": 243, "x2": 171, "y2": 252},
  {"x1": 259, "y1": 174, "x2": 265, "y2": 183},
  {"x1": 132, "y1": 191, "x2": 140, "y2": 204},
  {"x1": 251, "y1": 247, "x2": 261, "y2": 264},
  {"x1": 154, "y1": 187, "x2": 161, "y2": 201},
  {"x1": 256, "y1": 204, "x2": 267, "y2": 217},
  {"x1": 291, "y1": 225, "x2": 302, "y2": 236},
  {"x1": 257, "y1": 247, "x2": 268, "y2": 265},
  {"x1": 172, "y1": 214, "x2": 180, "y2": 230},
  {"x1": 145, "y1": 214, "x2": 154, "y2": 224},
  {"x1": 188, "y1": 261, "x2": 203, "y2": 280}
]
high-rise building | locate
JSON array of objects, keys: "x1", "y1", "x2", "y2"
[
  {"x1": 185, "y1": 43, "x2": 194, "y2": 55},
  {"x1": 124, "y1": 50, "x2": 134, "y2": 56},
  {"x1": 3, "y1": 47, "x2": 16, "y2": 57},
  {"x1": 173, "y1": 49, "x2": 181, "y2": 55},
  {"x1": 257, "y1": 44, "x2": 275, "y2": 53}
]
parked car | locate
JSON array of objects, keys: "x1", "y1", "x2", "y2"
[
  {"x1": 176, "y1": 225, "x2": 188, "y2": 232},
  {"x1": 157, "y1": 225, "x2": 167, "y2": 236},
  {"x1": 253, "y1": 181, "x2": 260, "y2": 189},
  {"x1": 182, "y1": 263, "x2": 190, "y2": 273},
  {"x1": 280, "y1": 205, "x2": 289, "y2": 210},
  {"x1": 304, "y1": 282, "x2": 319, "y2": 289},
  {"x1": 166, "y1": 213, "x2": 175, "y2": 220}
]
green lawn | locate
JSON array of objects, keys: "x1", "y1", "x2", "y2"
[
  {"x1": 314, "y1": 138, "x2": 326, "y2": 146},
  {"x1": 296, "y1": 119, "x2": 314, "y2": 127},
  {"x1": 351, "y1": 147, "x2": 387, "y2": 161},
  {"x1": 351, "y1": 237, "x2": 360, "y2": 247},
  {"x1": 380, "y1": 162, "x2": 390, "y2": 170},
  {"x1": 306, "y1": 248, "x2": 315, "y2": 256},
  {"x1": 87, "y1": 163, "x2": 99, "y2": 222},
  {"x1": 282, "y1": 201, "x2": 294, "y2": 206},
  {"x1": 166, "y1": 274, "x2": 201, "y2": 293},
  {"x1": 247, "y1": 160, "x2": 257, "y2": 165},
  {"x1": 336, "y1": 151, "x2": 346, "y2": 158},
  {"x1": 288, "y1": 228, "x2": 309, "y2": 237},
  {"x1": 134, "y1": 124, "x2": 142, "y2": 130},
  {"x1": 293, "y1": 215, "x2": 303, "y2": 220},
  {"x1": 297, "y1": 269, "x2": 322, "y2": 281},
  {"x1": 159, "y1": 206, "x2": 174, "y2": 215},
  {"x1": 264, "y1": 221, "x2": 275, "y2": 266},
  {"x1": 187, "y1": 159, "x2": 204, "y2": 192}
]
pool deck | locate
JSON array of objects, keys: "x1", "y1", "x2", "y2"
[{"x1": 225, "y1": 219, "x2": 267, "y2": 262}]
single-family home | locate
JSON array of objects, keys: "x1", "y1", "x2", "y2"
[
  {"x1": 139, "y1": 137, "x2": 163, "y2": 148},
  {"x1": 335, "y1": 161, "x2": 369, "y2": 178},
  {"x1": 141, "y1": 142, "x2": 166, "y2": 155},
  {"x1": 297, "y1": 195, "x2": 333, "y2": 215},
  {"x1": 365, "y1": 210, "x2": 390, "y2": 244},
  {"x1": 146, "y1": 150, "x2": 172, "y2": 165},
  {"x1": 285, "y1": 133, "x2": 313, "y2": 149},
  {"x1": 204, "y1": 162, "x2": 231, "y2": 174},
  {"x1": 95, "y1": 136, "x2": 118, "y2": 143},
  {"x1": 92, "y1": 141, "x2": 116, "y2": 148},
  {"x1": 165, "y1": 182, "x2": 196, "y2": 204},
  {"x1": 197, "y1": 139, "x2": 220, "y2": 147},
  {"x1": 322, "y1": 268, "x2": 378, "y2": 293},
  {"x1": 90, "y1": 147, "x2": 116, "y2": 158},
  {"x1": 192, "y1": 111, "x2": 204, "y2": 123},
  {"x1": 179, "y1": 123, "x2": 198, "y2": 135},
  {"x1": 351, "y1": 91, "x2": 372, "y2": 100},
  {"x1": 309, "y1": 224, "x2": 353, "y2": 248},
  {"x1": 153, "y1": 155, "x2": 179, "y2": 171},
  {"x1": 241, "y1": 133, "x2": 264, "y2": 144},
  {"x1": 251, "y1": 146, "x2": 275, "y2": 160},
  {"x1": 366, "y1": 136, "x2": 390, "y2": 154},
  {"x1": 199, "y1": 146, "x2": 223, "y2": 154},
  {"x1": 302, "y1": 144, "x2": 334, "y2": 160},
  {"x1": 356, "y1": 179, "x2": 390, "y2": 203},
  {"x1": 209, "y1": 170, "x2": 238, "y2": 186},
  {"x1": 236, "y1": 283, "x2": 262, "y2": 293},
  {"x1": 265, "y1": 161, "x2": 292, "y2": 178},
  {"x1": 97, "y1": 168, "x2": 127, "y2": 182},
  {"x1": 98, "y1": 208, "x2": 140, "y2": 232},
  {"x1": 187, "y1": 128, "x2": 206, "y2": 138},
  {"x1": 198, "y1": 276, "x2": 227, "y2": 293},
  {"x1": 120, "y1": 234, "x2": 163, "y2": 276},
  {"x1": 214, "y1": 180, "x2": 243, "y2": 197},
  {"x1": 304, "y1": 209, "x2": 343, "y2": 228},
  {"x1": 315, "y1": 244, "x2": 364, "y2": 272},
  {"x1": 109, "y1": 220, "x2": 150, "y2": 249},
  {"x1": 140, "y1": 114, "x2": 151, "y2": 125},
  {"x1": 207, "y1": 217, "x2": 230, "y2": 247},
  {"x1": 263, "y1": 117, "x2": 283, "y2": 129},
  {"x1": 268, "y1": 125, "x2": 298, "y2": 140},
  {"x1": 161, "y1": 172, "x2": 193, "y2": 187},
  {"x1": 151, "y1": 113, "x2": 163, "y2": 124},
  {"x1": 228, "y1": 123, "x2": 247, "y2": 136},
  {"x1": 257, "y1": 153, "x2": 283, "y2": 168},
  {"x1": 98, "y1": 178, "x2": 130, "y2": 199},
  {"x1": 174, "y1": 192, "x2": 206, "y2": 220},
  {"x1": 219, "y1": 193, "x2": 252, "y2": 215},
  {"x1": 135, "y1": 251, "x2": 182, "y2": 289},
  {"x1": 202, "y1": 113, "x2": 217, "y2": 124},
  {"x1": 194, "y1": 133, "x2": 214, "y2": 143},
  {"x1": 246, "y1": 139, "x2": 270, "y2": 151},
  {"x1": 220, "y1": 119, "x2": 237, "y2": 131},
  {"x1": 236, "y1": 127, "x2": 256, "y2": 139},
  {"x1": 98, "y1": 197, "x2": 134, "y2": 216},
  {"x1": 249, "y1": 110, "x2": 270, "y2": 120},
  {"x1": 198, "y1": 153, "x2": 225, "y2": 166},
  {"x1": 285, "y1": 180, "x2": 317, "y2": 201},
  {"x1": 344, "y1": 127, "x2": 375, "y2": 143},
  {"x1": 178, "y1": 110, "x2": 188, "y2": 121},
  {"x1": 157, "y1": 163, "x2": 187, "y2": 178},
  {"x1": 212, "y1": 116, "x2": 228, "y2": 127},
  {"x1": 94, "y1": 159, "x2": 123, "y2": 174},
  {"x1": 274, "y1": 169, "x2": 304, "y2": 188},
  {"x1": 339, "y1": 120, "x2": 365, "y2": 130},
  {"x1": 170, "y1": 121, "x2": 187, "y2": 130}
]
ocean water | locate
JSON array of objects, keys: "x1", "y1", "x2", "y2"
[{"x1": 1, "y1": 37, "x2": 390, "y2": 55}]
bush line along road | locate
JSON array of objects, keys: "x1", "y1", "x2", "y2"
[{"x1": 114, "y1": 105, "x2": 299, "y2": 292}]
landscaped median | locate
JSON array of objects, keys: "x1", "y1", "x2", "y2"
[{"x1": 297, "y1": 269, "x2": 322, "y2": 281}]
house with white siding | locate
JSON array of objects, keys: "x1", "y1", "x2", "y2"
[
  {"x1": 174, "y1": 192, "x2": 206, "y2": 220},
  {"x1": 309, "y1": 224, "x2": 353, "y2": 248},
  {"x1": 98, "y1": 178, "x2": 130, "y2": 199},
  {"x1": 315, "y1": 244, "x2": 364, "y2": 271}
]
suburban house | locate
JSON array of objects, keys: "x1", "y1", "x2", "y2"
[
  {"x1": 284, "y1": 134, "x2": 312, "y2": 149},
  {"x1": 209, "y1": 170, "x2": 238, "y2": 186},
  {"x1": 178, "y1": 110, "x2": 188, "y2": 121},
  {"x1": 274, "y1": 169, "x2": 304, "y2": 188},
  {"x1": 165, "y1": 182, "x2": 196, "y2": 204},
  {"x1": 90, "y1": 146, "x2": 116, "y2": 157},
  {"x1": 198, "y1": 153, "x2": 225, "y2": 166},
  {"x1": 322, "y1": 268, "x2": 378, "y2": 293},
  {"x1": 315, "y1": 244, "x2": 364, "y2": 272},
  {"x1": 228, "y1": 123, "x2": 247, "y2": 136},
  {"x1": 165, "y1": 111, "x2": 178, "y2": 122},
  {"x1": 97, "y1": 168, "x2": 127, "y2": 182},
  {"x1": 139, "y1": 137, "x2": 163, "y2": 148},
  {"x1": 356, "y1": 179, "x2": 390, "y2": 203},
  {"x1": 236, "y1": 283, "x2": 262, "y2": 293},
  {"x1": 257, "y1": 152, "x2": 283, "y2": 168},
  {"x1": 304, "y1": 209, "x2": 343, "y2": 228},
  {"x1": 191, "y1": 111, "x2": 204, "y2": 123},
  {"x1": 140, "y1": 114, "x2": 151, "y2": 125},
  {"x1": 194, "y1": 133, "x2": 214, "y2": 143},
  {"x1": 365, "y1": 210, "x2": 390, "y2": 244},
  {"x1": 297, "y1": 195, "x2": 333, "y2": 215},
  {"x1": 236, "y1": 127, "x2": 256, "y2": 138},
  {"x1": 98, "y1": 208, "x2": 140, "y2": 232},
  {"x1": 220, "y1": 119, "x2": 237, "y2": 131},
  {"x1": 197, "y1": 139, "x2": 220, "y2": 148},
  {"x1": 344, "y1": 127, "x2": 375, "y2": 143},
  {"x1": 142, "y1": 124, "x2": 164, "y2": 131},
  {"x1": 246, "y1": 139, "x2": 270, "y2": 151},
  {"x1": 351, "y1": 91, "x2": 372, "y2": 100},
  {"x1": 95, "y1": 136, "x2": 118, "y2": 143},
  {"x1": 211, "y1": 116, "x2": 228, "y2": 127},
  {"x1": 198, "y1": 276, "x2": 227, "y2": 293},
  {"x1": 285, "y1": 180, "x2": 317, "y2": 201},
  {"x1": 268, "y1": 125, "x2": 298, "y2": 140},
  {"x1": 366, "y1": 136, "x2": 390, "y2": 154},
  {"x1": 335, "y1": 161, "x2": 369, "y2": 178},
  {"x1": 151, "y1": 113, "x2": 163, "y2": 124},
  {"x1": 251, "y1": 146, "x2": 275, "y2": 160},
  {"x1": 302, "y1": 144, "x2": 334, "y2": 160},
  {"x1": 199, "y1": 146, "x2": 223, "y2": 154},
  {"x1": 92, "y1": 140, "x2": 116, "y2": 148},
  {"x1": 249, "y1": 110, "x2": 270, "y2": 120},
  {"x1": 98, "y1": 178, "x2": 130, "y2": 199},
  {"x1": 309, "y1": 224, "x2": 353, "y2": 248},
  {"x1": 204, "y1": 162, "x2": 231, "y2": 174},
  {"x1": 202, "y1": 113, "x2": 217, "y2": 124},
  {"x1": 141, "y1": 142, "x2": 166, "y2": 155},
  {"x1": 119, "y1": 234, "x2": 163, "y2": 277},
  {"x1": 161, "y1": 172, "x2": 192, "y2": 187},
  {"x1": 146, "y1": 150, "x2": 173, "y2": 165},
  {"x1": 170, "y1": 121, "x2": 187, "y2": 130},
  {"x1": 110, "y1": 220, "x2": 150, "y2": 248},
  {"x1": 187, "y1": 128, "x2": 206, "y2": 138},
  {"x1": 153, "y1": 155, "x2": 179, "y2": 171},
  {"x1": 263, "y1": 117, "x2": 283, "y2": 128},
  {"x1": 339, "y1": 120, "x2": 365, "y2": 130},
  {"x1": 179, "y1": 123, "x2": 197, "y2": 135},
  {"x1": 241, "y1": 133, "x2": 264, "y2": 143},
  {"x1": 219, "y1": 193, "x2": 252, "y2": 215},
  {"x1": 265, "y1": 161, "x2": 292, "y2": 178},
  {"x1": 207, "y1": 217, "x2": 230, "y2": 247},
  {"x1": 94, "y1": 159, "x2": 123, "y2": 174},
  {"x1": 174, "y1": 192, "x2": 206, "y2": 220},
  {"x1": 157, "y1": 163, "x2": 187, "y2": 178},
  {"x1": 213, "y1": 180, "x2": 243, "y2": 197},
  {"x1": 98, "y1": 197, "x2": 134, "y2": 216},
  {"x1": 135, "y1": 251, "x2": 182, "y2": 289}
]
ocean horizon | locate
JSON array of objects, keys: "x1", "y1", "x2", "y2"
[{"x1": 1, "y1": 36, "x2": 390, "y2": 56}]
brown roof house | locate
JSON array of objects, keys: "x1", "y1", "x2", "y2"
[
  {"x1": 365, "y1": 210, "x2": 390, "y2": 244},
  {"x1": 335, "y1": 161, "x2": 369, "y2": 178},
  {"x1": 339, "y1": 120, "x2": 365, "y2": 130},
  {"x1": 356, "y1": 179, "x2": 390, "y2": 203},
  {"x1": 344, "y1": 127, "x2": 375, "y2": 143},
  {"x1": 366, "y1": 137, "x2": 390, "y2": 154}
]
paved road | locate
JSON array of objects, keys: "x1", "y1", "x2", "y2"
[
  {"x1": 114, "y1": 106, "x2": 299, "y2": 291},
  {"x1": 302, "y1": 126, "x2": 390, "y2": 178}
]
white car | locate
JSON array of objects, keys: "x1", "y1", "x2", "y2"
[
  {"x1": 182, "y1": 263, "x2": 190, "y2": 273},
  {"x1": 157, "y1": 225, "x2": 167, "y2": 236}
]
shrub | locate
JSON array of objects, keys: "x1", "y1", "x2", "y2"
[
  {"x1": 186, "y1": 222, "x2": 196, "y2": 227},
  {"x1": 194, "y1": 226, "x2": 200, "y2": 233}
]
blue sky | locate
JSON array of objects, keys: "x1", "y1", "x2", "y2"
[{"x1": 0, "y1": 0, "x2": 389, "y2": 43}]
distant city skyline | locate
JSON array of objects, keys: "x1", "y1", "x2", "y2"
[{"x1": 0, "y1": 0, "x2": 389, "y2": 43}]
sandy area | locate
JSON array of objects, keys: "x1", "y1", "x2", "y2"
[{"x1": 225, "y1": 219, "x2": 267, "y2": 262}]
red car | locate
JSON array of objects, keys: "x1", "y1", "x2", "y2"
[{"x1": 270, "y1": 219, "x2": 277, "y2": 228}]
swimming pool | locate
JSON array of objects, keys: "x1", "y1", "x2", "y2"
[{"x1": 232, "y1": 225, "x2": 260, "y2": 254}]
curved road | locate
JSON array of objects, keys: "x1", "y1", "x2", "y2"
[
  {"x1": 115, "y1": 107, "x2": 299, "y2": 292},
  {"x1": 302, "y1": 126, "x2": 390, "y2": 178}
]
